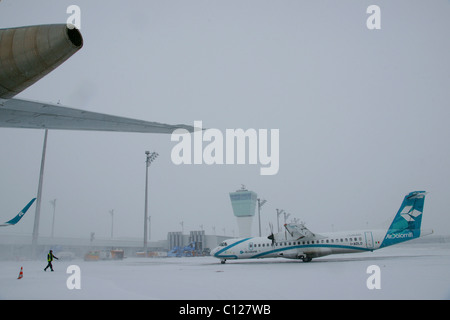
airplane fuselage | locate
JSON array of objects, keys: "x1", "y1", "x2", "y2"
[{"x1": 211, "y1": 230, "x2": 386, "y2": 263}]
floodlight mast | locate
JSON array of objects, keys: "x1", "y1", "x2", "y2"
[
  {"x1": 109, "y1": 209, "x2": 114, "y2": 238},
  {"x1": 144, "y1": 151, "x2": 158, "y2": 251},
  {"x1": 32, "y1": 129, "x2": 48, "y2": 259},
  {"x1": 257, "y1": 198, "x2": 267, "y2": 237},
  {"x1": 50, "y1": 199, "x2": 57, "y2": 238},
  {"x1": 276, "y1": 209, "x2": 285, "y2": 232}
]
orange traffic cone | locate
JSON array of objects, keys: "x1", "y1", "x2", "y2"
[{"x1": 17, "y1": 266, "x2": 23, "y2": 279}]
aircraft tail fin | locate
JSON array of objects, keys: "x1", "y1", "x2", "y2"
[
  {"x1": 0, "y1": 198, "x2": 36, "y2": 227},
  {"x1": 380, "y1": 191, "x2": 427, "y2": 248}
]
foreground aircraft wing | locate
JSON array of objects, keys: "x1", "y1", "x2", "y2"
[
  {"x1": 0, "y1": 98, "x2": 194, "y2": 133},
  {"x1": 0, "y1": 198, "x2": 36, "y2": 227}
]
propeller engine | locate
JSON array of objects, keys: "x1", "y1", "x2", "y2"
[{"x1": 267, "y1": 222, "x2": 275, "y2": 246}]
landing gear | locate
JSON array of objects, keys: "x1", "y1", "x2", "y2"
[
  {"x1": 221, "y1": 259, "x2": 226, "y2": 264},
  {"x1": 298, "y1": 254, "x2": 312, "y2": 262}
]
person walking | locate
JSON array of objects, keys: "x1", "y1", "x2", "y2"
[{"x1": 44, "y1": 250, "x2": 58, "y2": 271}]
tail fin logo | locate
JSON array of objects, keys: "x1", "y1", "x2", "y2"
[
  {"x1": 380, "y1": 191, "x2": 427, "y2": 248},
  {"x1": 400, "y1": 205, "x2": 422, "y2": 222}
]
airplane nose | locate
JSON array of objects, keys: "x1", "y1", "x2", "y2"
[{"x1": 210, "y1": 247, "x2": 219, "y2": 256}]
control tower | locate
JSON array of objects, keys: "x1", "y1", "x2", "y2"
[{"x1": 229, "y1": 185, "x2": 257, "y2": 237}]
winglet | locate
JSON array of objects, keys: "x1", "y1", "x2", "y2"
[{"x1": 0, "y1": 198, "x2": 36, "y2": 227}]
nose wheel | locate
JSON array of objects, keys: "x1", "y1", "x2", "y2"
[{"x1": 221, "y1": 259, "x2": 226, "y2": 264}]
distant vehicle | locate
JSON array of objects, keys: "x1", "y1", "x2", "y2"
[
  {"x1": 84, "y1": 251, "x2": 100, "y2": 261},
  {"x1": 111, "y1": 249, "x2": 124, "y2": 260},
  {"x1": 84, "y1": 249, "x2": 124, "y2": 261},
  {"x1": 168, "y1": 242, "x2": 201, "y2": 257},
  {"x1": 212, "y1": 191, "x2": 433, "y2": 264},
  {"x1": 167, "y1": 246, "x2": 182, "y2": 257},
  {"x1": 0, "y1": 198, "x2": 36, "y2": 227}
]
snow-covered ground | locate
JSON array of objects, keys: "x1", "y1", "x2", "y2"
[{"x1": 1, "y1": 242, "x2": 449, "y2": 300}]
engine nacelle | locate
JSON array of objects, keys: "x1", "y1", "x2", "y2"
[{"x1": 0, "y1": 24, "x2": 83, "y2": 99}]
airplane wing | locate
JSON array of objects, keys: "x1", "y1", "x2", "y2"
[
  {"x1": 0, "y1": 98, "x2": 194, "y2": 134},
  {"x1": 0, "y1": 198, "x2": 36, "y2": 227},
  {"x1": 284, "y1": 223, "x2": 325, "y2": 240}
]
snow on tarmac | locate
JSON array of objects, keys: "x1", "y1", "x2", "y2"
[{"x1": 1, "y1": 243, "x2": 449, "y2": 300}]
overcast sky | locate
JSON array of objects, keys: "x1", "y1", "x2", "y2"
[{"x1": 0, "y1": 0, "x2": 449, "y2": 242}]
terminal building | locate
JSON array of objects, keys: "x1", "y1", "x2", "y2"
[
  {"x1": 229, "y1": 185, "x2": 257, "y2": 237},
  {"x1": 0, "y1": 231, "x2": 230, "y2": 260}
]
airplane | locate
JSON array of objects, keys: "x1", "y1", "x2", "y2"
[
  {"x1": 0, "y1": 24, "x2": 193, "y2": 133},
  {"x1": 212, "y1": 191, "x2": 433, "y2": 264},
  {"x1": 0, "y1": 198, "x2": 36, "y2": 227}
]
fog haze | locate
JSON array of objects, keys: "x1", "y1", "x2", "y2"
[{"x1": 0, "y1": 0, "x2": 449, "y2": 242}]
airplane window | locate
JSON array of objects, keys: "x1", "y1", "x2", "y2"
[
  {"x1": 345, "y1": 238, "x2": 348, "y2": 242},
  {"x1": 326, "y1": 240, "x2": 329, "y2": 243}
]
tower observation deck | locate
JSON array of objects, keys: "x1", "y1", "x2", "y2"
[{"x1": 229, "y1": 185, "x2": 257, "y2": 237}]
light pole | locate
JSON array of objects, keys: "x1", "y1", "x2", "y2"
[
  {"x1": 257, "y1": 198, "x2": 267, "y2": 237},
  {"x1": 283, "y1": 211, "x2": 291, "y2": 240},
  {"x1": 32, "y1": 129, "x2": 49, "y2": 258},
  {"x1": 144, "y1": 151, "x2": 158, "y2": 251},
  {"x1": 109, "y1": 209, "x2": 114, "y2": 238},
  {"x1": 283, "y1": 211, "x2": 291, "y2": 225},
  {"x1": 50, "y1": 199, "x2": 57, "y2": 238},
  {"x1": 276, "y1": 208, "x2": 285, "y2": 233}
]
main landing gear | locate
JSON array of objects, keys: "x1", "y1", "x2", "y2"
[{"x1": 298, "y1": 254, "x2": 312, "y2": 262}]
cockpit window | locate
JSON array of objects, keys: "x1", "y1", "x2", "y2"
[{"x1": 219, "y1": 242, "x2": 228, "y2": 247}]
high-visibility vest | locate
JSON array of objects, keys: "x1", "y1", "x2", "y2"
[{"x1": 47, "y1": 253, "x2": 53, "y2": 262}]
